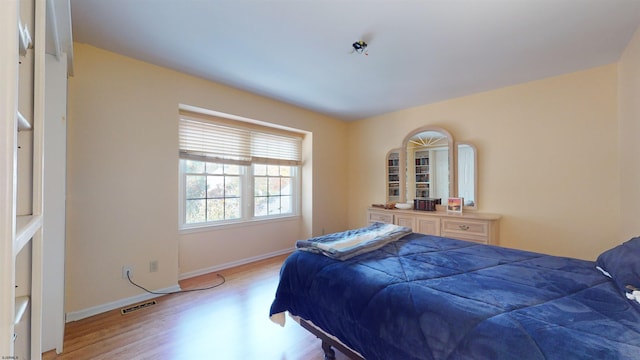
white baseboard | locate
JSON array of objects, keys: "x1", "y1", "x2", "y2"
[
  {"x1": 178, "y1": 247, "x2": 294, "y2": 280},
  {"x1": 65, "y1": 248, "x2": 294, "y2": 322},
  {"x1": 65, "y1": 284, "x2": 181, "y2": 323}
]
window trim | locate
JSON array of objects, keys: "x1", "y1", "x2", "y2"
[
  {"x1": 178, "y1": 160, "x2": 301, "y2": 231},
  {"x1": 178, "y1": 212, "x2": 301, "y2": 234},
  {"x1": 178, "y1": 108, "x2": 304, "y2": 231},
  {"x1": 251, "y1": 163, "x2": 299, "y2": 219}
]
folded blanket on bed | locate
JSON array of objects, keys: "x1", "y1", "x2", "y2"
[{"x1": 296, "y1": 222, "x2": 412, "y2": 260}]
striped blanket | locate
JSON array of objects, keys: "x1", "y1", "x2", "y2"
[{"x1": 295, "y1": 222, "x2": 412, "y2": 260}]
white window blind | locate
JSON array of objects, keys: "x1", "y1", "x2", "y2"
[{"x1": 179, "y1": 111, "x2": 303, "y2": 166}]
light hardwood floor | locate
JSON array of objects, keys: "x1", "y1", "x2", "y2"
[{"x1": 43, "y1": 254, "x2": 350, "y2": 360}]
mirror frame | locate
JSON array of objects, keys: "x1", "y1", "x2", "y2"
[
  {"x1": 399, "y1": 126, "x2": 455, "y2": 204},
  {"x1": 455, "y1": 142, "x2": 478, "y2": 210}
]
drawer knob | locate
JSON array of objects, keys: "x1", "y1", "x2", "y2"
[{"x1": 458, "y1": 225, "x2": 469, "y2": 231}]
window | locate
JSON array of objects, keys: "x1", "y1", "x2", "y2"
[
  {"x1": 179, "y1": 109, "x2": 303, "y2": 229},
  {"x1": 253, "y1": 164, "x2": 294, "y2": 217},
  {"x1": 183, "y1": 161, "x2": 243, "y2": 224}
]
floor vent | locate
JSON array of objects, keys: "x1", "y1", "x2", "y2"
[{"x1": 120, "y1": 300, "x2": 157, "y2": 315}]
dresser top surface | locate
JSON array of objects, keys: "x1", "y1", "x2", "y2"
[{"x1": 368, "y1": 207, "x2": 501, "y2": 221}]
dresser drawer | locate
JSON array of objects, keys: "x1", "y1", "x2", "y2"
[
  {"x1": 394, "y1": 214, "x2": 416, "y2": 231},
  {"x1": 368, "y1": 210, "x2": 394, "y2": 224},
  {"x1": 416, "y1": 217, "x2": 440, "y2": 236},
  {"x1": 441, "y1": 218, "x2": 490, "y2": 243}
]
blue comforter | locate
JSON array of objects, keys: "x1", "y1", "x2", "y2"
[{"x1": 269, "y1": 233, "x2": 640, "y2": 359}]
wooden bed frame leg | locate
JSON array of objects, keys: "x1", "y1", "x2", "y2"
[
  {"x1": 322, "y1": 340, "x2": 336, "y2": 360},
  {"x1": 299, "y1": 319, "x2": 363, "y2": 360}
]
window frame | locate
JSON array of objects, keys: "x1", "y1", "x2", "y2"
[
  {"x1": 178, "y1": 109, "x2": 303, "y2": 231},
  {"x1": 179, "y1": 160, "x2": 301, "y2": 230},
  {"x1": 251, "y1": 163, "x2": 298, "y2": 219}
]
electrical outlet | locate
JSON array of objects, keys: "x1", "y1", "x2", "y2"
[
  {"x1": 149, "y1": 260, "x2": 158, "y2": 273},
  {"x1": 122, "y1": 265, "x2": 133, "y2": 279}
]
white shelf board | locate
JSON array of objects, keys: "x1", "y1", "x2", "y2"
[
  {"x1": 18, "y1": 19, "x2": 32, "y2": 57},
  {"x1": 14, "y1": 296, "x2": 29, "y2": 325},
  {"x1": 17, "y1": 111, "x2": 31, "y2": 131},
  {"x1": 15, "y1": 215, "x2": 42, "y2": 256}
]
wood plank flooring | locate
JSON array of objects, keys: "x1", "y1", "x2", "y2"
[{"x1": 43, "y1": 254, "x2": 350, "y2": 360}]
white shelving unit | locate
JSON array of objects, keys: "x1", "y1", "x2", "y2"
[
  {"x1": 2, "y1": 0, "x2": 71, "y2": 357},
  {"x1": 1, "y1": 0, "x2": 46, "y2": 358}
]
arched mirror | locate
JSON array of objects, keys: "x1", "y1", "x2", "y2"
[
  {"x1": 456, "y1": 142, "x2": 477, "y2": 209},
  {"x1": 399, "y1": 127, "x2": 454, "y2": 204}
]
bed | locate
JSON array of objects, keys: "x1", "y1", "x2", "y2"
[{"x1": 269, "y1": 223, "x2": 640, "y2": 360}]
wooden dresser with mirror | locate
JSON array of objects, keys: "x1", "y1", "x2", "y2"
[{"x1": 378, "y1": 125, "x2": 500, "y2": 245}]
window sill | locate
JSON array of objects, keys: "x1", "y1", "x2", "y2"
[{"x1": 179, "y1": 214, "x2": 301, "y2": 235}]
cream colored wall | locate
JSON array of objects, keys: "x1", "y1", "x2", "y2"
[
  {"x1": 67, "y1": 44, "x2": 348, "y2": 314},
  {"x1": 347, "y1": 65, "x2": 620, "y2": 260},
  {"x1": 619, "y1": 26, "x2": 640, "y2": 240}
]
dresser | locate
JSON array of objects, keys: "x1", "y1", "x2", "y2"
[{"x1": 368, "y1": 208, "x2": 501, "y2": 245}]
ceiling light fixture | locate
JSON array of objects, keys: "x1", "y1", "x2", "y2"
[{"x1": 351, "y1": 40, "x2": 368, "y2": 55}]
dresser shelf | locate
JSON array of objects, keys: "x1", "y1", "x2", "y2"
[{"x1": 386, "y1": 149, "x2": 401, "y2": 202}]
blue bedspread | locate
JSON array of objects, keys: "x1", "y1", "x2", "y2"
[{"x1": 269, "y1": 233, "x2": 640, "y2": 359}]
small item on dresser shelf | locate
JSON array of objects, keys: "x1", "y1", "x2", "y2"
[
  {"x1": 447, "y1": 197, "x2": 463, "y2": 214},
  {"x1": 384, "y1": 202, "x2": 396, "y2": 209},
  {"x1": 414, "y1": 198, "x2": 440, "y2": 211},
  {"x1": 371, "y1": 203, "x2": 396, "y2": 209},
  {"x1": 395, "y1": 202, "x2": 413, "y2": 210}
]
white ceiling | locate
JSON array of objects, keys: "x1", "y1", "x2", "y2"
[{"x1": 70, "y1": 0, "x2": 640, "y2": 121}]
